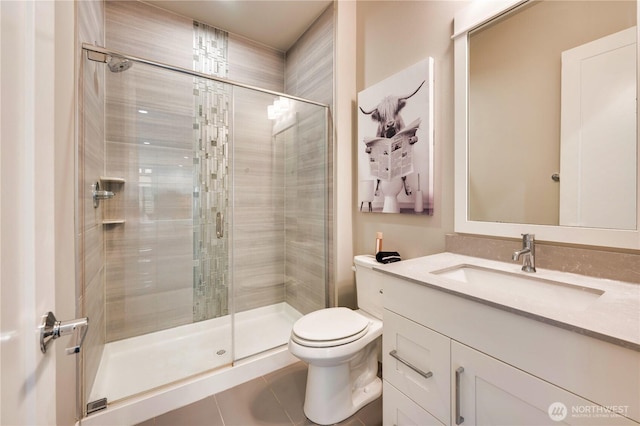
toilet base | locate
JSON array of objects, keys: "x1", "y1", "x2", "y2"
[{"x1": 302, "y1": 340, "x2": 382, "y2": 425}]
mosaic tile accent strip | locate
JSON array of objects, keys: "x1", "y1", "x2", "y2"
[
  {"x1": 192, "y1": 22, "x2": 231, "y2": 322},
  {"x1": 194, "y1": 21, "x2": 228, "y2": 78}
]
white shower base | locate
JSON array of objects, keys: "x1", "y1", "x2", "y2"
[{"x1": 88, "y1": 302, "x2": 302, "y2": 405}]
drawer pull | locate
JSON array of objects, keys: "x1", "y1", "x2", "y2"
[
  {"x1": 389, "y1": 350, "x2": 433, "y2": 379},
  {"x1": 455, "y1": 366, "x2": 464, "y2": 425}
]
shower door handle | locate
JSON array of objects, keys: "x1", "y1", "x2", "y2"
[{"x1": 216, "y1": 212, "x2": 224, "y2": 238}]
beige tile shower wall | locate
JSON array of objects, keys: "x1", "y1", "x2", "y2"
[
  {"x1": 104, "y1": 0, "x2": 290, "y2": 329},
  {"x1": 232, "y1": 88, "x2": 287, "y2": 312},
  {"x1": 103, "y1": 68, "x2": 194, "y2": 341},
  {"x1": 105, "y1": 0, "x2": 193, "y2": 69},
  {"x1": 228, "y1": 21, "x2": 288, "y2": 313},
  {"x1": 228, "y1": 35, "x2": 284, "y2": 92},
  {"x1": 78, "y1": 0, "x2": 106, "y2": 403},
  {"x1": 285, "y1": 5, "x2": 334, "y2": 103},
  {"x1": 284, "y1": 5, "x2": 334, "y2": 314},
  {"x1": 105, "y1": 0, "x2": 194, "y2": 341}
]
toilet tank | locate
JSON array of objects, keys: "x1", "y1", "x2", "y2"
[{"x1": 354, "y1": 255, "x2": 384, "y2": 320}]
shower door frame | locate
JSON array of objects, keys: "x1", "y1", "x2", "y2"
[
  {"x1": 83, "y1": 44, "x2": 328, "y2": 109},
  {"x1": 79, "y1": 43, "x2": 331, "y2": 417}
]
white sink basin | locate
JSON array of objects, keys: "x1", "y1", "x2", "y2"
[{"x1": 433, "y1": 264, "x2": 604, "y2": 310}]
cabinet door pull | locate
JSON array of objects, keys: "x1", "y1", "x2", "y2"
[
  {"x1": 389, "y1": 350, "x2": 433, "y2": 379},
  {"x1": 455, "y1": 366, "x2": 464, "y2": 425}
]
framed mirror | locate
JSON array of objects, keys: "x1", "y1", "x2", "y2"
[{"x1": 453, "y1": 0, "x2": 640, "y2": 249}]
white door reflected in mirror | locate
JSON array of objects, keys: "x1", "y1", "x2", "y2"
[{"x1": 560, "y1": 27, "x2": 637, "y2": 230}]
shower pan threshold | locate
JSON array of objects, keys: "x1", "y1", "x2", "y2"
[{"x1": 89, "y1": 302, "x2": 302, "y2": 404}]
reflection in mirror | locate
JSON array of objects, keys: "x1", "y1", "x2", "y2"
[{"x1": 468, "y1": 0, "x2": 637, "y2": 230}]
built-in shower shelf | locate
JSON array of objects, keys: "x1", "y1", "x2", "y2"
[
  {"x1": 99, "y1": 177, "x2": 125, "y2": 224},
  {"x1": 102, "y1": 219, "x2": 126, "y2": 225},
  {"x1": 100, "y1": 176, "x2": 126, "y2": 184}
]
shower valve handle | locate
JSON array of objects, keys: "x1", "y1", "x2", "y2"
[{"x1": 92, "y1": 181, "x2": 115, "y2": 208}]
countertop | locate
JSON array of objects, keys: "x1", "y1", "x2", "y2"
[{"x1": 374, "y1": 252, "x2": 640, "y2": 352}]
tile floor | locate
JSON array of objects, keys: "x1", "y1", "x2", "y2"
[{"x1": 136, "y1": 362, "x2": 382, "y2": 426}]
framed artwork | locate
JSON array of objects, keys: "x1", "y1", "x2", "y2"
[{"x1": 357, "y1": 57, "x2": 434, "y2": 214}]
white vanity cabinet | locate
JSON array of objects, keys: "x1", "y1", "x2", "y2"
[{"x1": 382, "y1": 273, "x2": 640, "y2": 426}]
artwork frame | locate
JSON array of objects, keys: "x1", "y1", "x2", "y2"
[{"x1": 357, "y1": 57, "x2": 434, "y2": 215}]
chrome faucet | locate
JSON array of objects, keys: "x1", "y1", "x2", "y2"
[{"x1": 512, "y1": 233, "x2": 536, "y2": 273}]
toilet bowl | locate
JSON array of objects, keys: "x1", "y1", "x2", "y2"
[{"x1": 288, "y1": 255, "x2": 384, "y2": 425}]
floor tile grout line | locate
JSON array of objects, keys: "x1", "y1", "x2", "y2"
[
  {"x1": 267, "y1": 377, "x2": 297, "y2": 425},
  {"x1": 213, "y1": 393, "x2": 227, "y2": 426}
]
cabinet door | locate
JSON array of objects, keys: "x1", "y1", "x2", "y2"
[
  {"x1": 452, "y1": 341, "x2": 637, "y2": 425},
  {"x1": 383, "y1": 309, "x2": 451, "y2": 424},
  {"x1": 383, "y1": 381, "x2": 445, "y2": 426}
]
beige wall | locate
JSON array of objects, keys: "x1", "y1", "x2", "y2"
[
  {"x1": 334, "y1": 1, "x2": 357, "y2": 307},
  {"x1": 352, "y1": 1, "x2": 467, "y2": 300}
]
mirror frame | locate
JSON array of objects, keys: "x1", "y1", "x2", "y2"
[{"x1": 453, "y1": 0, "x2": 640, "y2": 249}]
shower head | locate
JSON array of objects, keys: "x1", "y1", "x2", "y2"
[{"x1": 107, "y1": 55, "x2": 132, "y2": 73}]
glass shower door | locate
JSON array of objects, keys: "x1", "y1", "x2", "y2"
[
  {"x1": 80, "y1": 51, "x2": 233, "y2": 411},
  {"x1": 230, "y1": 88, "x2": 329, "y2": 361},
  {"x1": 79, "y1": 44, "x2": 330, "y2": 414}
]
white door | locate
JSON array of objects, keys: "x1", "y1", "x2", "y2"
[
  {"x1": 1, "y1": 2, "x2": 76, "y2": 425},
  {"x1": 452, "y1": 341, "x2": 635, "y2": 425},
  {"x1": 560, "y1": 27, "x2": 637, "y2": 230}
]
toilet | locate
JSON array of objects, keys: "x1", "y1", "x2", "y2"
[{"x1": 288, "y1": 255, "x2": 383, "y2": 425}]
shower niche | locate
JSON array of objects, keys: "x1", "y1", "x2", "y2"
[{"x1": 99, "y1": 176, "x2": 125, "y2": 225}]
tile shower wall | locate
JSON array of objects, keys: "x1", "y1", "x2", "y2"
[
  {"x1": 77, "y1": 0, "x2": 106, "y2": 402},
  {"x1": 105, "y1": 0, "x2": 194, "y2": 341},
  {"x1": 103, "y1": 63, "x2": 194, "y2": 341},
  {"x1": 228, "y1": 34, "x2": 284, "y2": 92},
  {"x1": 103, "y1": 0, "x2": 291, "y2": 341},
  {"x1": 284, "y1": 5, "x2": 334, "y2": 314},
  {"x1": 232, "y1": 88, "x2": 287, "y2": 311}
]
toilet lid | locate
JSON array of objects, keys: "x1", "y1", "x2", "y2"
[{"x1": 292, "y1": 308, "x2": 370, "y2": 346}]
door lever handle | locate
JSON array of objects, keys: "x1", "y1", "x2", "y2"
[{"x1": 40, "y1": 311, "x2": 89, "y2": 355}]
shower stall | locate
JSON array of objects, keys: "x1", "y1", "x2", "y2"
[{"x1": 78, "y1": 44, "x2": 330, "y2": 416}]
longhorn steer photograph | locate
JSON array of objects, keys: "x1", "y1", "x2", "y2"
[{"x1": 357, "y1": 57, "x2": 434, "y2": 214}]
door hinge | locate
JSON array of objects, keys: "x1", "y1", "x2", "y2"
[{"x1": 87, "y1": 398, "x2": 107, "y2": 415}]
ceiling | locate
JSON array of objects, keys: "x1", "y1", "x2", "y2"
[{"x1": 144, "y1": 0, "x2": 333, "y2": 51}]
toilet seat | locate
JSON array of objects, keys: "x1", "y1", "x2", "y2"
[{"x1": 291, "y1": 307, "x2": 370, "y2": 348}]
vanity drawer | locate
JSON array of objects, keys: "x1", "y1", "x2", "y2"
[
  {"x1": 383, "y1": 380, "x2": 445, "y2": 426},
  {"x1": 383, "y1": 309, "x2": 450, "y2": 425}
]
